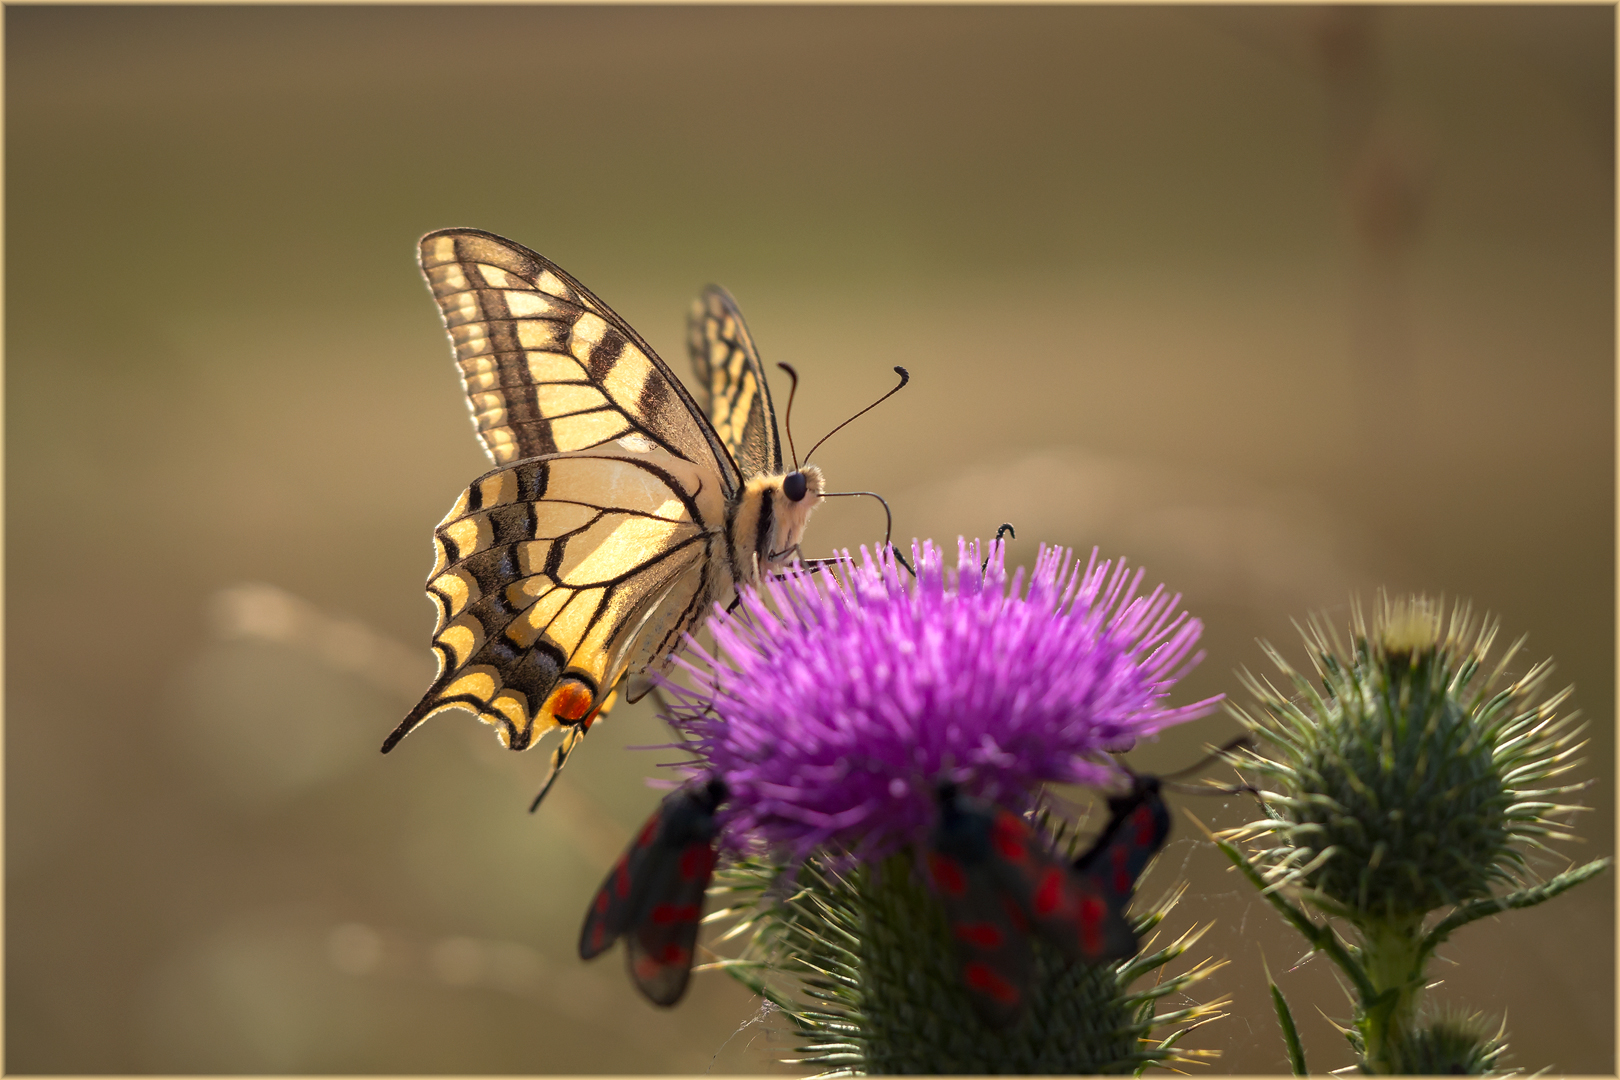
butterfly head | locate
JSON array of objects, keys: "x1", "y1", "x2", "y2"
[
  {"x1": 736, "y1": 465, "x2": 825, "y2": 580},
  {"x1": 765, "y1": 464, "x2": 824, "y2": 572}
]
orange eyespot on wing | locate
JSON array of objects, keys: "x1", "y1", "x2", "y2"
[{"x1": 546, "y1": 680, "x2": 596, "y2": 724}]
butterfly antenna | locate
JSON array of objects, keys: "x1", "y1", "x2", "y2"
[
  {"x1": 982, "y1": 523, "x2": 1017, "y2": 572},
  {"x1": 803, "y1": 366, "x2": 910, "y2": 465},
  {"x1": 776, "y1": 362, "x2": 802, "y2": 470}
]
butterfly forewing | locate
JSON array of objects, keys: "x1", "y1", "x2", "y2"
[
  {"x1": 383, "y1": 445, "x2": 728, "y2": 753},
  {"x1": 419, "y1": 229, "x2": 741, "y2": 494},
  {"x1": 687, "y1": 286, "x2": 782, "y2": 480}
]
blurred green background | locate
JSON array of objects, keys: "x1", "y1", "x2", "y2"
[{"x1": 6, "y1": 5, "x2": 1613, "y2": 1074}]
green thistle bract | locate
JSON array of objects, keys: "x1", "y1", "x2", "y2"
[
  {"x1": 1380, "y1": 1009, "x2": 1510, "y2": 1076},
  {"x1": 1228, "y1": 594, "x2": 1588, "y2": 927}
]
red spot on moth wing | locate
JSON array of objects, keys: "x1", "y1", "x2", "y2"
[
  {"x1": 928, "y1": 852, "x2": 969, "y2": 896},
  {"x1": 649, "y1": 902, "x2": 702, "y2": 925},
  {"x1": 1077, "y1": 893, "x2": 1107, "y2": 956},
  {"x1": 628, "y1": 912, "x2": 702, "y2": 1005},
  {"x1": 678, "y1": 844, "x2": 716, "y2": 881},
  {"x1": 1032, "y1": 866, "x2": 1065, "y2": 916},
  {"x1": 594, "y1": 889, "x2": 611, "y2": 915},
  {"x1": 989, "y1": 812, "x2": 1030, "y2": 864},
  {"x1": 1109, "y1": 846, "x2": 1133, "y2": 897},
  {"x1": 1132, "y1": 804, "x2": 1157, "y2": 846},
  {"x1": 954, "y1": 921, "x2": 1007, "y2": 949},
  {"x1": 963, "y1": 960, "x2": 1022, "y2": 1006}
]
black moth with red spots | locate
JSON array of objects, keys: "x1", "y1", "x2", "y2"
[
  {"x1": 578, "y1": 777, "x2": 727, "y2": 1006},
  {"x1": 927, "y1": 783, "x2": 1140, "y2": 1029}
]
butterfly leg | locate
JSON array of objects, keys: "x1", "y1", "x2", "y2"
[
  {"x1": 529, "y1": 724, "x2": 588, "y2": 812},
  {"x1": 891, "y1": 545, "x2": 917, "y2": 577}
]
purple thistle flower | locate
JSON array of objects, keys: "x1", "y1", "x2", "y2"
[{"x1": 663, "y1": 538, "x2": 1222, "y2": 866}]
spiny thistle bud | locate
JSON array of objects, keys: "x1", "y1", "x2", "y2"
[
  {"x1": 1217, "y1": 593, "x2": 1607, "y2": 1075},
  {"x1": 1227, "y1": 594, "x2": 1589, "y2": 927},
  {"x1": 1378, "y1": 1009, "x2": 1510, "y2": 1076}
]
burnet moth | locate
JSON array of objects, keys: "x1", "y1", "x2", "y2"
[
  {"x1": 928, "y1": 738, "x2": 1252, "y2": 1027},
  {"x1": 928, "y1": 783, "x2": 1138, "y2": 1028},
  {"x1": 578, "y1": 776, "x2": 727, "y2": 1006}
]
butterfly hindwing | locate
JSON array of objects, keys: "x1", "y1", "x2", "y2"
[
  {"x1": 687, "y1": 286, "x2": 782, "y2": 480},
  {"x1": 580, "y1": 780, "x2": 725, "y2": 1006},
  {"x1": 383, "y1": 445, "x2": 728, "y2": 753},
  {"x1": 419, "y1": 229, "x2": 742, "y2": 494}
]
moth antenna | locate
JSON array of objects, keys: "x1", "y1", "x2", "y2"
[
  {"x1": 1156, "y1": 734, "x2": 1254, "y2": 782},
  {"x1": 803, "y1": 366, "x2": 910, "y2": 465},
  {"x1": 776, "y1": 362, "x2": 802, "y2": 470},
  {"x1": 1161, "y1": 777, "x2": 1264, "y2": 799}
]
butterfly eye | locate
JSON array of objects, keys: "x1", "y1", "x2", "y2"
[{"x1": 783, "y1": 471, "x2": 809, "y2": 502}]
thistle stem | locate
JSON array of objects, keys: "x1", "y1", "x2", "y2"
[{"x1": 1355, "y1": 915, "x2": 1426, "y2": 1073}]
